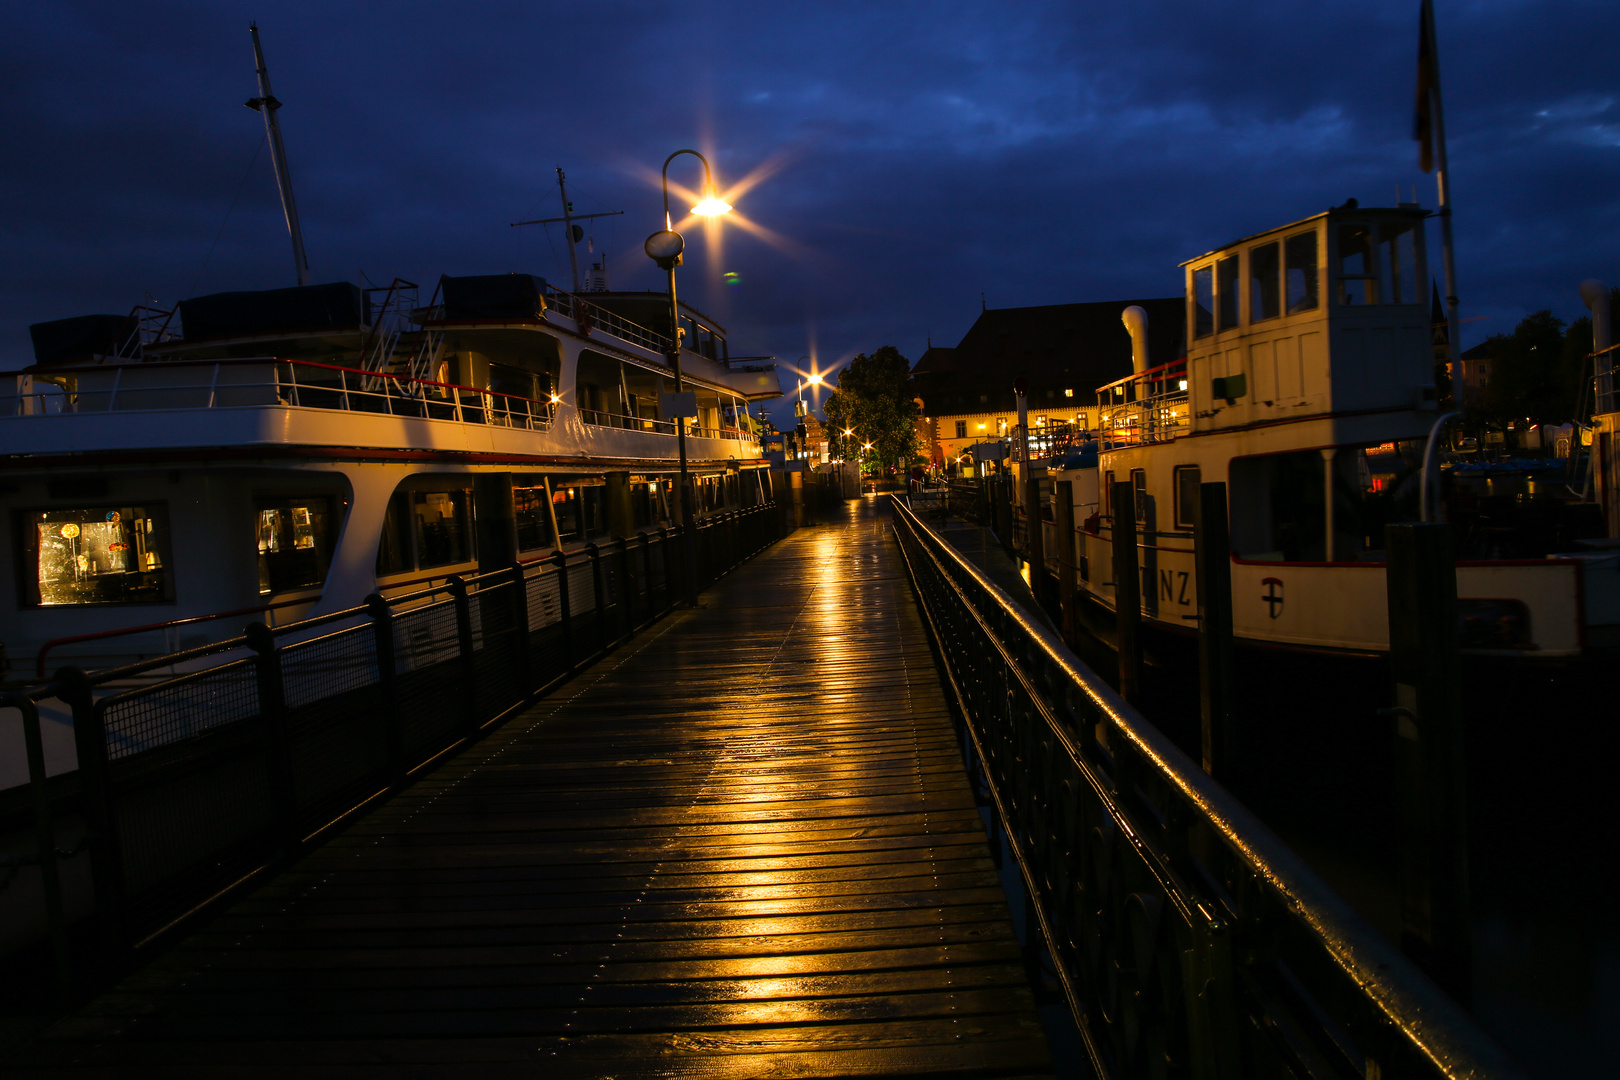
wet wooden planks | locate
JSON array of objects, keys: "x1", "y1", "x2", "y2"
[{"x1": 13, "y1": 498, "x2": 1052, "y2": 1077}]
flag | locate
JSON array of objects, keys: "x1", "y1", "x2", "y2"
[{"x1": 1414, "y1": 0, "x2": 1437, "y2": 172}]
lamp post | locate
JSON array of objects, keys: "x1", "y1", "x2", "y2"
[{"x1": 644, "y1": 149, "x2": 731, "y2": 606}]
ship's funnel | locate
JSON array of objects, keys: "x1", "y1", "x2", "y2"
[
  {"x1": 1121, "y1": 306, "x2": 1149, "y2": 374},
  {"x1": 1581, "y1": 279, "x2": 1611, "y2": 353}
]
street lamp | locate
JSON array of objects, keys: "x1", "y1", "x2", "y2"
[{"x1": 645, "y1": 148, "x2": 731, "y2": 606}]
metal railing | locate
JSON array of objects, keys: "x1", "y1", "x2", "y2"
[
  {"x1": 889, "y1": 497, "x2": 1526, "y2": 1080},
  {"x1": 1097, "y1": 357, "x2": 1190, "y2": 446},
  {"x1": 2, "y1": 505, "x2": 781, "y2": 982},
  {"x1": 541, "y1": 289, "x2": 673, "y2": 354},
  {"x1": 1, "y1": 358, "x2": 559, "y2": 430},
  {"x1": 576, "y1": 407, "x2": 757, "y2": 444}
]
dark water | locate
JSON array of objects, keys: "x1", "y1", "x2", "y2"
[{"x1": 1101, "y1": 623, "x2": 1618, "y2": 1079}]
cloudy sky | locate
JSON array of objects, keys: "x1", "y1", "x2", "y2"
[{"x1": 4, "y1": 1, "x2": 1617, "y2": 426}]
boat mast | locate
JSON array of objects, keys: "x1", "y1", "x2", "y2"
[
  {"x1": 1419, "y1": 0, "x2": 1462, "y2": 408},
  {"x1": 246, "y1": 23, "x2": 310, "y2": 287},
  {"x1": 557, "y1": 168, "x2": 581, "y2": 294}
]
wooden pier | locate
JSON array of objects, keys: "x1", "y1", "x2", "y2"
[{"x1": 13, "y1": 498, "x2": 1052, "y2": 1077}]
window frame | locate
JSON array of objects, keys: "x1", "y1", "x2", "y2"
[
  {"x1": 1173, "y1": 465, "x2": 1202, "y2": 530},
  {"x1": 18, "y1": 501, "x2": 175, "y2": 608}
]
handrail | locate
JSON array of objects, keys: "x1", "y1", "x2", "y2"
[
  {"x1": 34, "y1": 595, "x2": 317, "y2": 678},
  {"x1": 889, "y1": 495, "x2": 1527, "y2": 1080}
]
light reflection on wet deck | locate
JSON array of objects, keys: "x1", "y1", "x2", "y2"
[{"x1": 21, "y1": 497, "x2": 1053, "y2": 1077}]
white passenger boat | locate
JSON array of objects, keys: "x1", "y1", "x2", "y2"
[
  {"x1": 1016, "y1": 202, "x2": 1620, "y2": 658},
  {"x1": 1, "y1": 275, "x2": 782, "y2": 681}
]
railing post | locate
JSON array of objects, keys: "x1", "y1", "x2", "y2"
[
  {"x1": 1385, "y1": 522, "x2": 1472, "y2": 1001},
  {"x1": 509, "y1": 562, "x2": 533, "y2": 692},
  {"x1": 1054, "y1": 480, "x2": 1078, "y2": 644},
  {"x1": 553, "y1": 551, "x2": 575, "y2": 672},
  {"x1": 446, "y1": 577, "x2": 480, "y2": 735},
  {"x1": 1110, "y1": 480, "x2": 1142, "y2": 705},
  {"x1": 1195, "y1": 482, "x2": 1235, "y2": 778},
  {"x1": 587, "y1": 542, "x2": 608, "y2": 651},
  {"x1": 57, "y1": 666, "x2": 128, "y2": 961},
  {"x1": 365, "y1": 593, "x2": 404, "y2": 783},
  {"x1": 11, "y1": 692, "x2": 71, "y2": 991},
  {"x1": 244, "y1": 622, "x2": 298, "y2": 852}
]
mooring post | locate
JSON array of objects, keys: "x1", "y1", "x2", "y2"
[
  {"x1": 1385, "y1": 522, "x2": 1472, "y2": 1001},
  {"x1": 1195, "y1": 482, "x2": 1235, "y2": 777},
  {"x1": 1111, "y1": 480, "x2": 1142, "y2": 704},
  {"x1": 1054, "y1": 479, "x2": 1078, "y2": 644}
]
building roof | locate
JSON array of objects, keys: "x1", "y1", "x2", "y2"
[{"x1": 911, "y1": 297, "x2": 1184, "y2": 415}]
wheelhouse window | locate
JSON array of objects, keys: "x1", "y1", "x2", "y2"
[
  {"x1": 256, "y1": 497, "x2": 336, "y2": 594},
  {"x1": 1379, "y1": 222, "x2": 1419, "y2": 304},
  {"x1": 1216, "y1": 255, "x2": 1240, "y2": 332},
  {"x1": 1193, "y1": 266, "x2": 1214, "y2": 338},
  {"x1": 1249, "y1": 242, "x2": 1281, "y2": 323},
  {"x1": 1336, "y1": 224, "x2": 1378, "y2": 305},
  {"x1": 1285, "y1": 231, "x2": 1319, "y2": 313},
  {"x1": 25, "y1": 504, "x2": 171, "y2": 606}
]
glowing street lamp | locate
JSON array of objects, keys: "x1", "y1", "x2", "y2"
[{"x1": 645, "y1": 148, "x2": 731, "y2": 606}]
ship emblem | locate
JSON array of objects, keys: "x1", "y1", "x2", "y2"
[{"x1": 1261, "y1": 577, "x2": 1284, "y2": 619}]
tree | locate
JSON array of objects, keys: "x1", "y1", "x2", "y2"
[
  {"x1": 822, "y1": 346, "x2": 921, "y2": 472},
  {"x1": 1472, "y1": 310, "x2": 1572, "y2": 427}
]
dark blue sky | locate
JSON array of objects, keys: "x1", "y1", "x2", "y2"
[{"x1": 4, "y1": 1, "x2": 1617, "y2": 427}]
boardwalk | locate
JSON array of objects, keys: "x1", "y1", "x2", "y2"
[{"x1": 15, "y1": 498, "x2": 1053, "y2": 1078}]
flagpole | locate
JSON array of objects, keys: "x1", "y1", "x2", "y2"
[{"x1": 1424, "y1": 0, "x2": 1464, "y2": 410}]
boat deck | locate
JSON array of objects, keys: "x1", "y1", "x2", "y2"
[{"x1": 14, "y1": 498, "x2": 1053, "y2": 1078}]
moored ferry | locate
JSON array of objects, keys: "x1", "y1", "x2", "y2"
[
  {"x1": 1014, "y1": 201, "x2": 1620, "y2": 658},
  {"x1": 1, "y1": 273, "x2": 782, "y2": 682}
]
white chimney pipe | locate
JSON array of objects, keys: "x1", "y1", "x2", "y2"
[{"x1": 1121, "y1": 306, "x2": 1149, "y2": 374}]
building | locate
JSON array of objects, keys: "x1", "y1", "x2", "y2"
[
  {"x1": 911, "y1": 298, "x2": 1184, "y2": 471},
  {"x1": 1454, "y1": 340, "x2": 1492, "y2": 396}
]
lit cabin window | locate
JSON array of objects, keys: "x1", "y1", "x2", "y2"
[
  {"x1": 1337, "y1": 224, "x2": 1378, "y2": 305},
  {"x1": 1379, "y1": 222, "x2": 1419, "y2": 304},
  {"x1": 1216, "y1": 255, "x2": 1240, "y2": 331},
  {"x1": 1286, "y1": 232, "x2": 1319, "y2": 313},
  {"x1": 256, "y1": 497, "x2": 336, "y2": 594},
  {"x1": 1193, "y1": 266, "x2": 1214, "y2": 338},
  {"x1": 28, "y1": 505, "x2": 171, "y2": 606},
  {"x1": 1250, "y1": 242, "x2": 1281, "y2": 322}
]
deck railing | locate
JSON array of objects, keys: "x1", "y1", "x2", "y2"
[
  {"x1": 2, "y1": 505, "x2": 782, "y2": 982},
  {"x1": 1097, "y1": 357, "x2": 1190, "y2": 446},
  {"x1": 1, "y1": 358, "x2": 560, "y2": 431},
  {"x1": 889, "y1": 496, "x2": 1527, "y2": 1080}
]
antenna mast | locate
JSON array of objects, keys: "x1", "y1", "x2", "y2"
[
  {"x1": 246, "y1": 23, "x2": 310, "y2": 287},
  {"x1": 557, "y1": 168, "x2": 581, "y2": 294}
]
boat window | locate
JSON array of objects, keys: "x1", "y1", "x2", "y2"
[
  {"x1": 1249, "y1": 242, "x2": 1281, "y2": 322},
  {"x1": 514, "y1": 485, "x2": 554, "y2": 552},
  {"x1": 623, "y1": 366, "x2": 666, "y2": 427},
  {"x1": 1216, "y1": 256, "x2": 1240, "y2": 332},
  {"x1": 553, "y1": 485, "x2": 581, "y2": 543},
  {"x1": 1130, "y1": 469, "x2": 1148, "y2": 523},
  {"x1": 1285, "y1": 232, "x2": 1319, "y2": 313},
  {"x1": 1174, "y1": 466, "x2": 1201, "y2": 530},
  {"x1": 1379, "y1": 222, "x2": 1418, "y2": 304},
  {"x1": 376, "y1": 492, "x2": 412, "y2": 576},
  {"x1": 256, "y1": 497, "x2": 336, "y2": 594},
  {"x1": 1336, "y1": 224, "x2": 1378, "y2": 305},
  {"x1": 414, "y1": 490, "x2": 474, "y2": 568},
  {"x1": 1230, "y1": 452, "x2": 1325, "y2": 561},
  {"x1": 1103, "y1": 471, "x2": 1114, "y2": 515},
  {"x1": 1192, "y1": 267, "x2": 1214, "y2": 338},
  {"x1": 577, "y1": 350, "x2": 628, "y2": 424},
  {"x1": 24, "y1": 504, "x2": 172, "y2": 606},
  {"x1": 551, "y1": 479, "x2": 608, "y2": 544}
]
